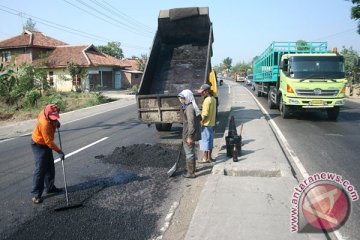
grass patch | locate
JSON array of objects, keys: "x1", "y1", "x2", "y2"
[{"x1": 0, "y1": 91, "x2": 112, "y2": 124}]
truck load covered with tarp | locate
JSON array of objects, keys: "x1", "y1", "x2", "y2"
[
  {"x1": 253, "y1": 42, "x2": 347, "y2": 120},
  {"x1": 136, "y1": 7, "x2": 214, "y2": 131}
]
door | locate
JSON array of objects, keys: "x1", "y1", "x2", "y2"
[{"x1": 115, "y1": 71, "x2": 121, "y2": 89}]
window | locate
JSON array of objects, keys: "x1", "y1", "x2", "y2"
[
  {"x1": 72, "y1": 75, "x2": 81, "y2": 87},
  {"x1": 1, "y1": 51, "x2": 11, "y2": 62},
  {"x1": 49, "y1": 71, "x2": 54, "y2": 86}
]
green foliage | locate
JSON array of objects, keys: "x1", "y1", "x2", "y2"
[
  {"x1": 231, "y1": 62, "x2": 251, "y2": 74},
  {"x1": 0, "y1": 63, "x2": 46, "y2": 106},
  {"x1": 222, "y1": 57, "x2": 233, "y2": 70},
  {"x1": 43, "y1": 92, "x2": 66, "y2": 111},
  {"x1": 67, "y1": 62, "x2": 87, "y2": 79},
  {"x1": 66, "y1": 62, "x2": 87, "y2": 91},
  {"x1": 23, "y1": 18, "x2": 38, "y2": 32},
  {"x1": 96, "y1": 41, "x2": 124, "y2": 59},
  {"x1": 135, "y1": 54, "x2": 148, "y2": 71},
  {"x1": 296, "y1": 40, "x2": 310, "y2": 51},
  {"x1": 128, "y1": 84, "x2": 139, "y2": 94},
  {"x1": 340, "y1": 46, "x2": 360, "y2": 84},
  {"x1": 84, "y1": 92, "x2": 107, "y2": 107},
  {"x1": 350, "y1": 0, "x2": 360, "y2": 34},
  {"x1": 0, "y1": 64, "x2": 17, "y2": 103},
  {"x1": 25, "y1": 90, "x2": 41, "y2": 106}
]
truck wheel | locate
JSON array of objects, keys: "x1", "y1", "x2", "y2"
[
  {"x1": 257, "y1": 91, "x2": 262, "y2": 97},
  {"x1": 327, "y1": 107, "x2": 340, "y2": 121},
  {"x1": 162, "y1": 123, "x2": 172, "y2": 131},
  {"x1": 155, "y1": 123, "x2": 172, "y2": 131},
  {"x1": 268, "y1": 92, "x2": 277, "y2": 109},
  {"x1": 280, "y1": 96, "x2": 290, "y2": 119},
  {"x1": 155, "y1": 124, "x2": 163, "y2": 131}
]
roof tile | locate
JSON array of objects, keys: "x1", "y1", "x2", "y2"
[{"x1": 0, "y1": 31, "x2": 67, "y2": 49}]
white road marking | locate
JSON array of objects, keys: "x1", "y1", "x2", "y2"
[
  {"x1": 54, "y1": 137, "x2": 108, "y2": 163},
  {"x1": 0, "y1": 137, "x2": 15, "y2": 143},
  {"x1": 0, "y1": 102, "x2": 134, "y2": 144},
  {"x1": 62, "y1": 102, "x2": 134, "y2": 125},
  {"x1": 154, "y1": 201, "x2": 179, "y2": 240},
  {"x1": 244, "y1": 87, "x2": 347, "y2": 240}
]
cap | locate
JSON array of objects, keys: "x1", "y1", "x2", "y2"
[
  {"x1": 44, "y1": 104, "x2": 60, "y2": 120},
  {"x1": 196, "y1": 84, "x2": 211, "y2": 93}
]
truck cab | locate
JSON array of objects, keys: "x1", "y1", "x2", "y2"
[
  {"x1": 278, "y1": 53, "x2": 346, "y2": 120},
  {"x1": 253, "y1": 42, "x2": 347, "y2": 121}
]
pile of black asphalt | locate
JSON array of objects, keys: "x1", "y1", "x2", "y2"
[{"x1": 3, "y1": 143, "x2": 186, "y2": 240}]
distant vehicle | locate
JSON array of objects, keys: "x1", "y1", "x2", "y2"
[
  {"x1": 253, "y1": 42, "x2": 346, "y2": 120},
  {"x1": 218, "y1": 78, "x2": 223, "y2": 86},
  {"x1": 245, "y1": 74, "x2": 253, "y2": 85},
  {"x1": 251, "y1": 81, "x2": 256, "y2": 91},
  {"x1": 235, "y1": 70, "x2": 246, "y2": 82}
]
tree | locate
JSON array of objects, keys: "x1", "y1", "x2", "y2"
[
  {"x1": 96, "y1": 42, "x2": 124, "y2": 59},
  {"x1": 296, "y1": 40, "x2": 310, "y2": 51},
  {"x1": 222, "y1": 57, "x2": 232, "y2": 72},
  {"x1": 341, "y1": 46, "x2": 359, "y2": 94},
  {"x1": 67, "y1": 62, "x2": 88, "y2": 91},
  {"x1": 23, "y1": 18, "x2": 38, "y2": 32},
  {"x1": 231, "y1": 62, "x2": 251, "y2": 75},
  {"x1": 135, "y1": 54, "x2": 148, "y2": 71},
  {"x1": 349, "y1": 0, "x2": 360, "y2": 34},
  {"x1": 0, "y1": 63, "x2": 46, "y2": 106}
]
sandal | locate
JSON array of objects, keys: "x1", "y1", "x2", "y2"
[{"x1": 198, "y1": 158, "x2": 211, "y2": 164}]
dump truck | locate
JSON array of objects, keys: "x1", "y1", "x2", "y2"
[
  {"x1": 136, "y1": 7, "x2": 214, "y2": 131},
  {"x1": 253, "y1": 42, "x2": 346, "y2": 120}
]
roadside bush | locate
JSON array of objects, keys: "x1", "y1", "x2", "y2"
[
  {"x1": 84, "y1": 92, "x2": 108, "y2": 107},
  {"x1": 128, "y1": 84, "x2": 139, "y2": 94},
  {"x1": 42, "y1": 92, "x2": 66, "y2": 111},
  {"x1": 25, "y1": 90, "x2": 41, "y2": 107}
]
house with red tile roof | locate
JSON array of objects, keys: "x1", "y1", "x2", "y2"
[
  {"x1": 120, "y1": 58, "x2": 144, "y2": 88},
  {"x1": 0, "y1": 31, "x2": 135, "y2": 91}
]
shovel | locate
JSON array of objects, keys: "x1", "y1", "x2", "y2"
[
  {"x1": 167, "y1": 142, "x2": 183, "y2": 177},
  {"x1": 54, "y1": 128, "x2": 83, "y2": 212}
]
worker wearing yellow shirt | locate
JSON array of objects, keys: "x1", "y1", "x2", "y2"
[{"x1": 196, "y1": 84, "x2": 216, "y2": 163}]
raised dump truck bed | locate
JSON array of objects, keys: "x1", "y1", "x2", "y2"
[{"x1": 137, "y1": 7, "x2": 213, "y2": 131}]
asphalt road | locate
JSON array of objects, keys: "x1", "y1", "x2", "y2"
[
  {"x1": 3, "y1": 81, "x2": 358, "y2": 239},
  {"x1": 243, "y1": 83, "x2": 360, "y2": 239},
  {"x1": 0, "y1": 102, "x2": 179, "y2": 240},
  {"x1": 0, "y1": 84, "x2": 232, "y2": 240}
]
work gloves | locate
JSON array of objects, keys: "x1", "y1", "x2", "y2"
[{"x1": 58, "y1": 150, "x2": 65, "y2": 161}]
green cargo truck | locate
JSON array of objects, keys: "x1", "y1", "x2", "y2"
[{"x1": 253, "y1": 42, "x2": 347, "y2": 120}]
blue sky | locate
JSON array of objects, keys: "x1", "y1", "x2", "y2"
[{"x1": 0, "y1": 0, "x2": 359, "y2": 65}]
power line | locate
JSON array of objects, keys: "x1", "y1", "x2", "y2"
[
  {"x1": 313, "y1": 27, "x2": 358, "y2": 41},
  {"x1": 67, "y1": 0, "x2": 153, "y2": 38},
  {"x1": 98, "y1": 0, "x2": 155, "y2": 33},
  {"x1": 0, "y1": 4, "x2": 149, "y2": 51},
  {"x1": 89, "y1": 0, "x2": 154, "y2": 33}
]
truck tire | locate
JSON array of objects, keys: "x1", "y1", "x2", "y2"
[
  {"x1": 268, "y1": 91, "x2": 277, "y2": 109},
  {"x1": 280, "y1": 95, "x2": 290, "y2": 119},
  {"x1": 257, "y1": 90, "x2": 262, "y2": 97},
  {"x1": 155, "y1": 123, "x2": 172, "y2": 132},
  {"x1": 162, "y1": 123, "x2": 172, "y2": 131},
  {"x1": 155, "y1": 123, "x2": 163, "y2": 131},
  {"x1": 327, "y1": 107, "x2": 340, "y2": 121}
]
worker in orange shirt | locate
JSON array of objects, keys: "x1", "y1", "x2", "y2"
[{"x1": 30, "y1": 104, "x2": 65, "y2": 204}]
